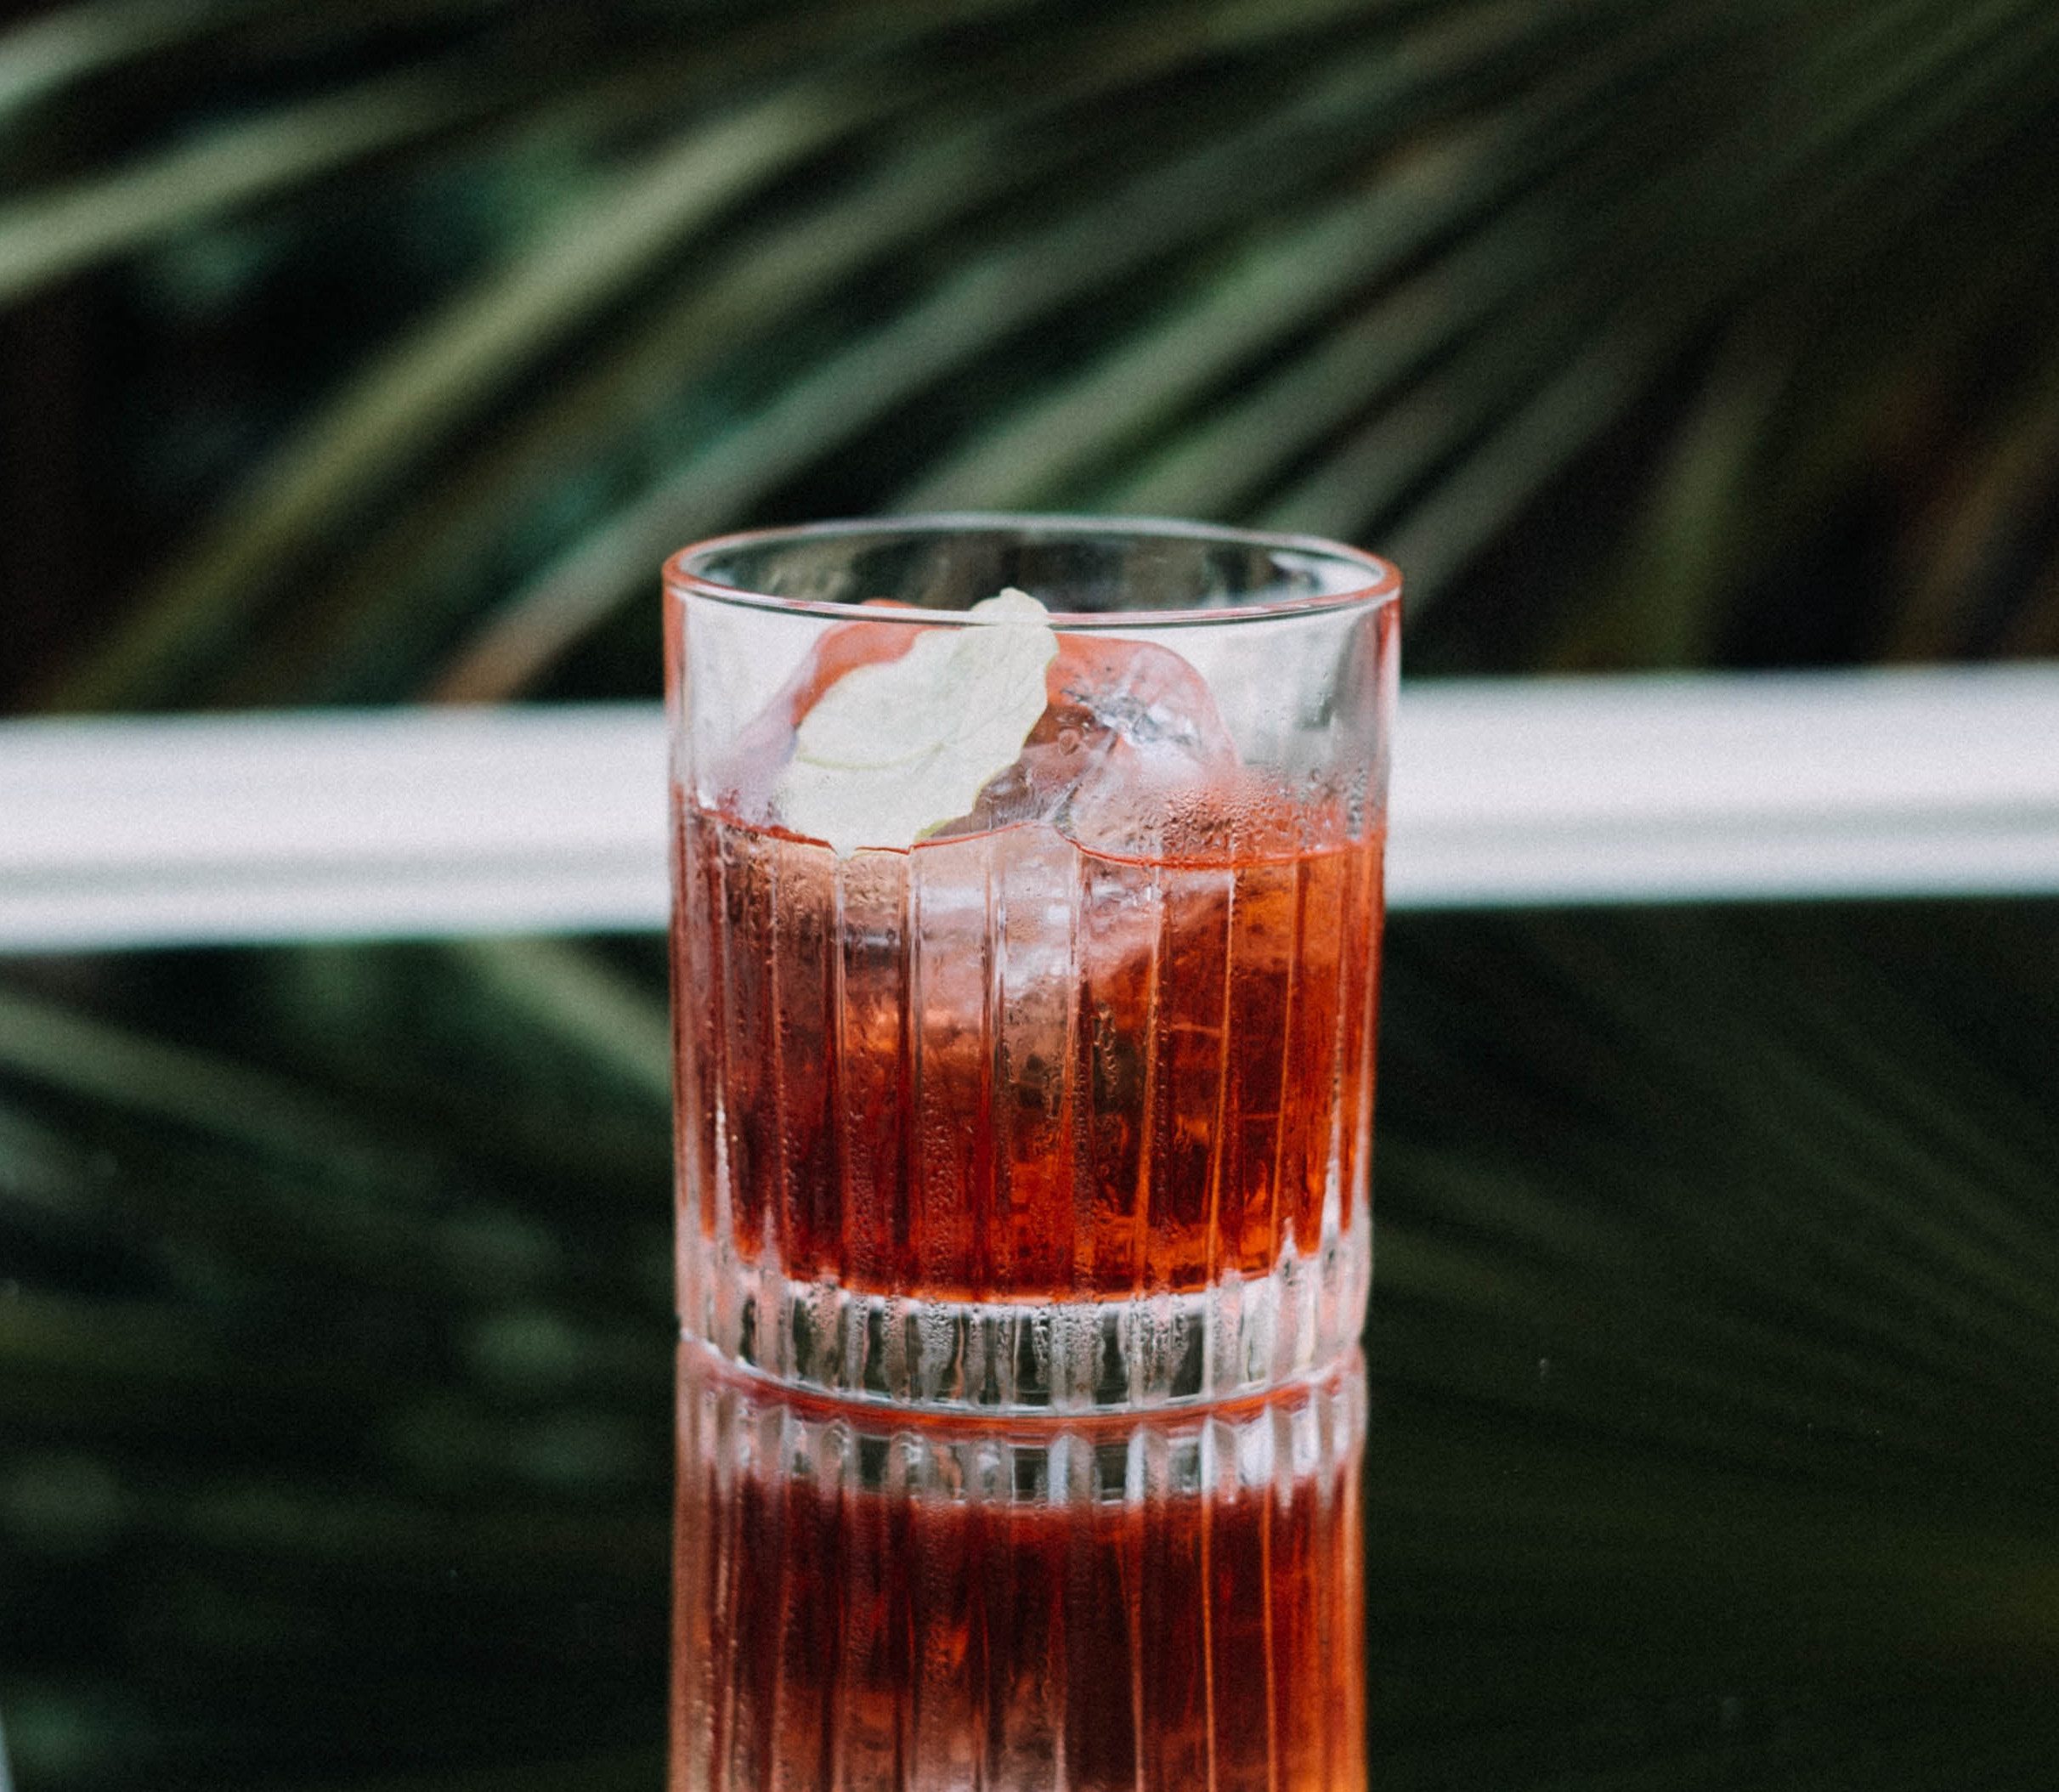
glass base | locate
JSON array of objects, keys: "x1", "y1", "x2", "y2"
[{"x1": 678, "y1": 1212, "x2": 1368, "y2": 1411}]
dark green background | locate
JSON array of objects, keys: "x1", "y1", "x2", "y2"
[{"x1": 7, "y1": 0, "x2": 2059, "y2": 709}]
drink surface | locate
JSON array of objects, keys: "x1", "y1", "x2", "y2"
[
  {"x1": 675, "y1": 806, "x2": 1383, "y2": 1303},
  {"x1": 671, "y1": 1352, "x2": 1367, "y2": 1792}
]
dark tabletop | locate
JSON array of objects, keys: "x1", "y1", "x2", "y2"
[{"x1": 3, "y1": 901, "x2": 2056, "y2": 1789}]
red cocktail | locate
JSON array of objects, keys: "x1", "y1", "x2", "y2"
[{"x1": 667, "y1": 519, "x2": 1399, "y2": 1407}]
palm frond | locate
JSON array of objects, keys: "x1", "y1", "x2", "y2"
[
  {"x1": 46, "y1": 79, "x2": 879, "y2": 710},
  {"x1": 0, "y1": 0, "x2": 287, "y2": 122},
  {"x1": 9, "y1": 0, "x2": 2056, "y2": 706},
  {"x1": 0, "y1": 61, "x2": 535, "y2": 304}
]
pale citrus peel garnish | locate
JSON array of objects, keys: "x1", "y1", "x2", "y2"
[{"x1": 773, "y1": 588, "x2": 1057, "y2": 856}]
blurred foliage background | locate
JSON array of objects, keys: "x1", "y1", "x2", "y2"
[{"x1": 5, "y1": 0, "x2": 2059, "y2": 711}]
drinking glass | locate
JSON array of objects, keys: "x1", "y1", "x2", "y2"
[
  {"x1": 671, "y1": 1340, "x2": 1368, "y2": 1791},
  {"x1": 665, "y1": 516, "x2": 1400, "y2": 1408}
]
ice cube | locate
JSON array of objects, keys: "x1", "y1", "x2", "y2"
[
  {"x1": 719, "y1": 616, "x2": 1301, "y2": 862},
  {"x1": 953, "y1": 634, "x2": 1245, "y2": 856}
]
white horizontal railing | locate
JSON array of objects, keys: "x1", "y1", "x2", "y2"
[{"x1": 2, "y1": 668, "x2": 2056, "y2": 952}]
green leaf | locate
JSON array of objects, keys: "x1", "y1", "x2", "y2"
[{"x1": 44, "y1": 78, "x2": 876, "y2": 710}]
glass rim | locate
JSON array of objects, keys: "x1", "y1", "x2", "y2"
[{"x1": 663, "y1": 512, "x2": 1401, "y2": 629}]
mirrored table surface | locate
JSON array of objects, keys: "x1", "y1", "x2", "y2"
[{"x1": 3, "y1": 898, "x2": 2056, "y2": 1789}]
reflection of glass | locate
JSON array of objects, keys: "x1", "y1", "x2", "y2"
[
  {"x1": 671, "y1": 1343, "x2": 1367, "y2": 1791},
  {"x1": 665, "y1": 517, "x2": 1400, "y2": 1409}
]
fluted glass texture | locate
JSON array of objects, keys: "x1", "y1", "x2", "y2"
[
  {"x1": 670, "y1": 1344, "x2": 1368, "y2": 1792},
  {"x1": 666, "y1": 518, "x2": 1399, "y2": 1407}
]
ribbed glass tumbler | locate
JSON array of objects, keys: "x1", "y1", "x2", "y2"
[{"x1": 665, "y1": 517, "x2": 1400, "y2": 1409}]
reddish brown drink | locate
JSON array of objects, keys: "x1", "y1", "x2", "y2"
[
  {"x1": 676, "y1": 811, "x2": 1382, "y2": 1297},
  {"x1": 667, "y1": 519, "x2": 1399, "y2": 1408},
  {"x1": 671, "y1": 1348, "x2": 1367, "y2": 1792}
]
